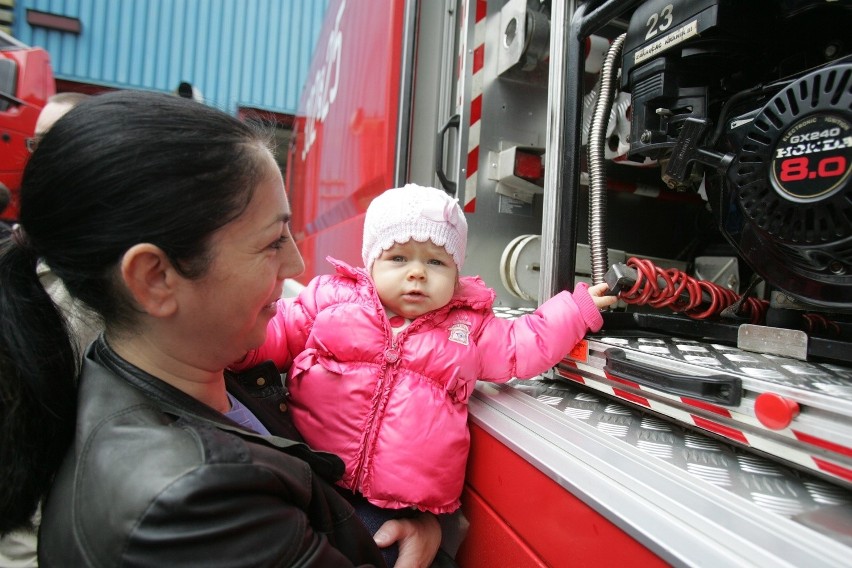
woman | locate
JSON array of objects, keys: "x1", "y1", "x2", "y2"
[{"x1": 0, "y1": 91, "x2": 440, "y2": 567}]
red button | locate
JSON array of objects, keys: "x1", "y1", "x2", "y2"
[{"x1": 754, "y1": 392, "x2": 800, "y2": 430}]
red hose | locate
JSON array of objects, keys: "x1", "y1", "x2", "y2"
[
  {"x1": 802, "y1": 313, "x2": 842, "y2": 337},
  {"x1": 616, "y1": 257, "x2": 842, "y2": 335},
  {"x1": 619, "y1": 257, "x2": 767, "y2": 324}
]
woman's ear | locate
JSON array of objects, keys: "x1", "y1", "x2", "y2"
[{"x1": 120, "y1": 243, "x2": 180, "y2": 317}]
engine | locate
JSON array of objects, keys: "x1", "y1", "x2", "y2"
[{"x1": 619, "y1": 0, "x2": 851, "y2": 309}]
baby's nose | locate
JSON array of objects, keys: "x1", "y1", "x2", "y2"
[{"x1": 407, "y1": 262, "x2": 426, "y2": 279}]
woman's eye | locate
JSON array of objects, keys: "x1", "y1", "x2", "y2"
[{"x1": 270, "y1": 236, "x2": 289, "y2": 250}]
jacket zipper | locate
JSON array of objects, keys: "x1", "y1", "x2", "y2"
[{"x1": 352, "y1": 331, "x2": 401, "y2": 492}]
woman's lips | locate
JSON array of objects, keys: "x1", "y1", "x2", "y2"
[{"x1": 262, "y1": 298, "x2": 279, "y2": 313}]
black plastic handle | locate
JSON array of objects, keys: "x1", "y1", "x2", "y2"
[
  {"x1": 435, "y1": 113, "x2": 460, "y2": 195},
  {"x1": 603, "y1": 348, "x2": 742, "y2": 406},
  {"x1": 664, "y1": 116, "x2": 733, "y2": 183}
]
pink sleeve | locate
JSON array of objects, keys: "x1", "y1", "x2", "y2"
[
  {"x1": 229, "y1": 281, "x2": 322, "y2": 372},
  {"x1": 229, "y1": 300, "x2": 295, "y2": 371},
  {"x1": 477, "y1": 284, "x2": 602, "y2": 381},
  {"x1": 571, "y1": 281, "x2": 604, "y2": 332}
]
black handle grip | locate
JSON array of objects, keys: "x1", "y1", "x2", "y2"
[
  {"x1": 435, "y1": 114, "x2": 460, "y2": 195},
  {"x1": 664, "y1": 117, "x2": 733, "y2": 184},
  {"x1": 603, "y1": 348, "x2": 741, "y2": 406}
]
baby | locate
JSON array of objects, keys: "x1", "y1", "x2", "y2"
[{"x1": 233, "y1": 184, "x2": 616, "y2": 558}]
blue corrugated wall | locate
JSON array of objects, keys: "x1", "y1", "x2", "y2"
[{"x1": 12, "y1": 0, "x2": 330, "y2": 115}]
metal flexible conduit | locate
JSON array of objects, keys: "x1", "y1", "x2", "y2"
[{"x1": 587, "y1": 33, "x2": 625, "y2": 285}]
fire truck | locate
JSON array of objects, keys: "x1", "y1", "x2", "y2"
[
  {"x1": 287, "y1": 0, "x2": 852, "y2": 565},
  {"x1": 0, "y1": 30, "x2": 54, "y2": 223}
]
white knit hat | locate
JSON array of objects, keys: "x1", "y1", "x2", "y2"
[{"x1": 362, "y1": 184, "x2": 468, "y2": 273}]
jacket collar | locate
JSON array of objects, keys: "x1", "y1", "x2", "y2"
[
  {"x1": 88, "y1": 337, "x2": 345, "y2": 481},
  {"x1": 91, "y1": 336, "x2": 228, "y2": 423}
]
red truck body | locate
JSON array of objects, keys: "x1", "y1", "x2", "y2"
[
  {"x1": 0, "y1": 33, "x2": 55, "y2": 222},
  {"x1": 286, "y1": 0, "x2": 404, "y2": 282},
  {"x1": 286, "y1": 1, "x2": 852, "y2": 565}
]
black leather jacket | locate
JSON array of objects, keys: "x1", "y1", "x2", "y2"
[{"x1": 39, "y1": 338, "x2": 386, "y2": 567}]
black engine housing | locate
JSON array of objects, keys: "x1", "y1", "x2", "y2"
[{"x1": 622, "y1": 0, "x2": 852, "y2": 307}]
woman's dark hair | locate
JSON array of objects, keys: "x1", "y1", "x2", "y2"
[
  {"x1": 0, "y1": 90, "x2": 273, "y2": 534},
  {"x1": 0, "y1": 184, "x2": 10, "y2": 213}
]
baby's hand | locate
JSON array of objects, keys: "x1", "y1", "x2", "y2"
[{"x1": 588, "y1": 282, "x2": 619, "y2": 309}]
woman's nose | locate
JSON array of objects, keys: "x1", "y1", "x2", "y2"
[{"x1": 280, "y1": 242, "x2": 305, "y2": 280}]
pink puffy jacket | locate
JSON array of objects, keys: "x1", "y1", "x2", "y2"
[{"x1": 235, "y1": 258, "x2": 603, "y2": 513}]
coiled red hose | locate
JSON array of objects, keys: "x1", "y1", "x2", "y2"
[
  {"x1": 618, "y1": 257, "x2": 768, "y2": 324},
  {"x1": 802, "y1": 313, "x2": 842, "y2": 337}
]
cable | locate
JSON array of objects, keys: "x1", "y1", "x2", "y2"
[
  {"x1": 802, "y1": 313, "x2": 842, "y2": 337},
  {"x1": 616, "y1": 257, "x2": 768, "y2": 324}
]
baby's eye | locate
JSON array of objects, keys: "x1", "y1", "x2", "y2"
[
  {"x1": 391, "y1": 255, "x2": 406, "y2": 262},
  {"x1": 428, "y1": 259, "x2": 445, "y2": 266}
]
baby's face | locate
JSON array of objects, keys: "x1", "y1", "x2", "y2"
[{"x1": 371, "y1": 239, "x2": 458, "y2": 320}]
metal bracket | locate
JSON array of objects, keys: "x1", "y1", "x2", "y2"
[{"x1": 737, "y1": 324, "x2": 809, "y2": 361}]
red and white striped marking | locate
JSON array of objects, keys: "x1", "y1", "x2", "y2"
[
  {"x1": 556, "y1": 361, "x2": 852, "y2": 485},
  {"x1": 456, "y1": 0, "x2": 486, "y2": 212}
]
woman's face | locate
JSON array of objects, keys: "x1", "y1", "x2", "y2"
[{"x1": 176, "y1": 149, "x2": 304, "y2": 367}]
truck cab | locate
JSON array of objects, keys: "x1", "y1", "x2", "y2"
[{"x1": 0, "y1": 30, "x2": 54, "y2": 222}]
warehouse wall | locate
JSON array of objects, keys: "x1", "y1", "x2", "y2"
[{"x1": 12, "y1": 0, "x2": 329, "y2": 115}]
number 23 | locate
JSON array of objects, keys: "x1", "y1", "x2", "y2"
[{"x1": 646, "y1": 4, "x2": 674, "y2": 40}]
